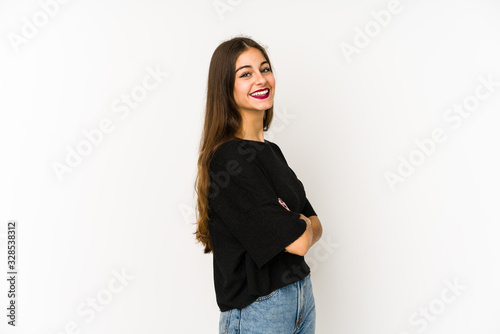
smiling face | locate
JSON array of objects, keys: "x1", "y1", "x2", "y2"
[{"x1": 233, "y1": 47, "x2": 275, "y2": 116}]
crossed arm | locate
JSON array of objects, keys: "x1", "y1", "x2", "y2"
[{"x1": 284, "y1": 214, "x2": 323, "y2": 256}]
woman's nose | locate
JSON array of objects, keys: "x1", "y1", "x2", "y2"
[{"x1": 254, "y1": 71, "x2": 267, "y2": 85}]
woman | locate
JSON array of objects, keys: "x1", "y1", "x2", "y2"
[{"x1": 194, "y1": 36, "x2": 323, "y2": 333}]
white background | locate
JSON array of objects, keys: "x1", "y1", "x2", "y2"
[{"x1": 1, "y1": 0, "x2": 500, "y2": 333}]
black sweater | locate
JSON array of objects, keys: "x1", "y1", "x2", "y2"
[{"x1": 208, "y1": 138, "x2": 317, "y2": 312}]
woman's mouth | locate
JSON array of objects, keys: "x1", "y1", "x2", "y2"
[{"x1": 249, "y1": 88, "x2": 270, "y2": 100}]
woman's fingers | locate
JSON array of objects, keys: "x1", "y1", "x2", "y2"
[{"x1": 278, "y1": 197, "x2": 290, "y2": 211}]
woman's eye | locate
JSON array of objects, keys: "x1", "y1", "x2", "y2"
[{"x1": 239, "y1": 67, "x2": 271, "y2": 78}]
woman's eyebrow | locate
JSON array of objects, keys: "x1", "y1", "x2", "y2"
[{"x1": 235, "y1": 61, "x2": 269, "y2": 73}]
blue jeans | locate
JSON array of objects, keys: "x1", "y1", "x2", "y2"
[{"x1": 219, "y1": 273, "x2": 316, "y2": 333}]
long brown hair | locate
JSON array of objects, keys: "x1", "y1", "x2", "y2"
[{"x1": 193, "y1": 36, "x2": 275, "y2": 253}]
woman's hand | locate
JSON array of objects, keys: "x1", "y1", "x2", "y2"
[
  {"x1": 278, "y1": 197, "x2": 311, "y2": 225},
  {"x1": 299, "y1": 213, "x2": 312, "y2": 226},
  {"x1": 279, "y1": 198, "x2": 312, "y2": 254}
]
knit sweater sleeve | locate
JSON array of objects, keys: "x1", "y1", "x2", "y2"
[
  {"x1": 208, "y1": 143, "x2": 308, "y2": 269},
  {"x1": 301, "y1": 198, "x2": 317, "y2": 218},
  {"x1": 269, "y1": 142, "x2": 318, "y2": 218}
]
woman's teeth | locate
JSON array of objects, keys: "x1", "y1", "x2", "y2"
[{"x1": 250, "y1": 89, "x2": 269, "y2": 97}]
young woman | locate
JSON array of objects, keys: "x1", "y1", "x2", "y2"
[{"x1": 194, "y1": 36, "x2": 323, "y2": 333}]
